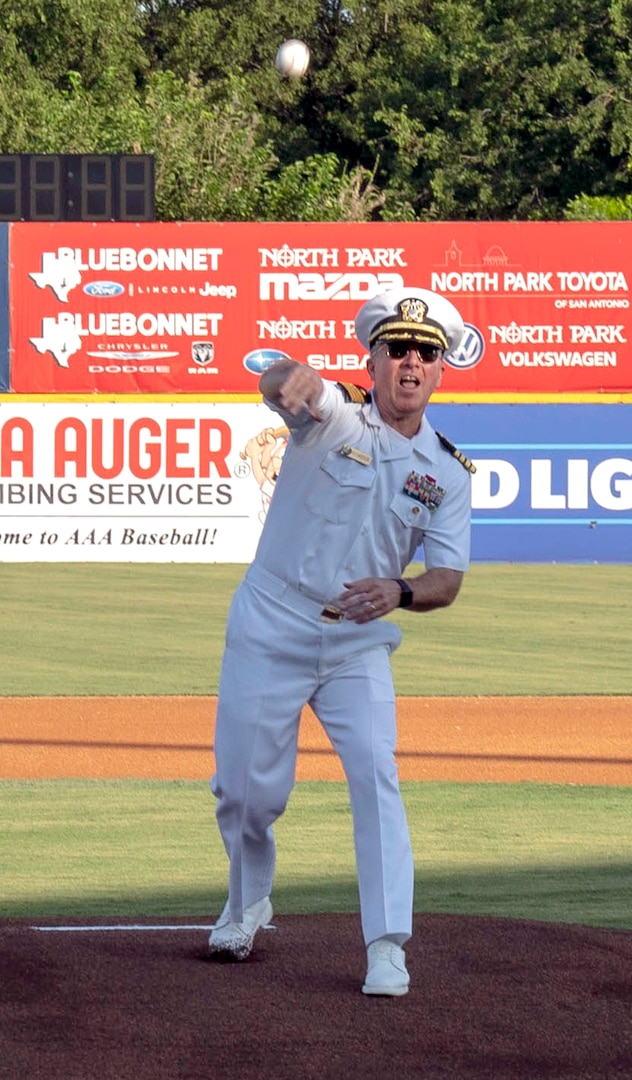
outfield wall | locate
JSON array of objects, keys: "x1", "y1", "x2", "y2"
[
  {"x1": 3, "y1": 220, "x2": 632, "y2": 395},
  {"x1": 0, "y1": 224, "x2": 8, "y2": 392},
  {"x1": 0, "y1": 400, "x2": 629, "y2": 562},
  {"x1": 0, "y1": 222, "x2": 630, "y2": 562}
]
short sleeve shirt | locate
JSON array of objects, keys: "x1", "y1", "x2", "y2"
[{"x1": 256, "y1": 380, "x2": 471, "y2": 603}]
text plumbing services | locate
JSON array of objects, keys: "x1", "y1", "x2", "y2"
[{"x1": 0, "y1": 403, "x2": 287, "y2": 562}]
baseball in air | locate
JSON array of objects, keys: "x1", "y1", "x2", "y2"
[{"x1": 275, "y1": 39, "x2": 310, "y2": 78}]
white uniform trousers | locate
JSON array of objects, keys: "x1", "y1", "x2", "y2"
[{"x1": 211, "y1": 564, "x2": 414, "y2": 946}]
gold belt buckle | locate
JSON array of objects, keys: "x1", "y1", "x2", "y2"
[{"x1": 319, "y1": 603, "x2": 344, "y2": 624}]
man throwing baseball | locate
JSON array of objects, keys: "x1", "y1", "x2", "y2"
[{"x1": 209, "y1": 287, "x2": 473, "y2": 996}]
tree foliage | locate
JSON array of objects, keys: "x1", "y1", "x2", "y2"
[
  {"x1": 1, "y1": 0, "x2": 631, "y2": 221},
  {"x1": 564, "y1": 193, "x2": 632, "y2": 220}
]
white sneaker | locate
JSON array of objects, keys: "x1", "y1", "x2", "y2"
[
  {"x1": 362, "y1": 939, "x2": 410, "y2": 996},
  {"x1": 208, "y1": 896, "x2": 273, "y2": 960}
]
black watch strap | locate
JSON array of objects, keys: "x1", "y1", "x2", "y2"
[{"x1": 395, "y1": 579, "x2": 414, "y2": 608}]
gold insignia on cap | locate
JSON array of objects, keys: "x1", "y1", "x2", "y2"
[
  {"x1": 399, "y1": 298, "x2": 428, "y2": 324},
  {"x1": 368, "y1": 295, "x2": 449, "y2": 351}
]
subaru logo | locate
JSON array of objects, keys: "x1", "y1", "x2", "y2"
[
  {"x1": 83, "y1": 281, "x2": 125, "y2": 298},
  {"x1": 243, "y1": 348, "x2": 291, "y2": 374}
]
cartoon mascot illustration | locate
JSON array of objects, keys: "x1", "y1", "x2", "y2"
[{"x1": 241, "y1": 426, "x2": 289, "y2": 522}]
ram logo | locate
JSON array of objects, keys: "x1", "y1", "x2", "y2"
[{"x1": 192, "y1": 342, "x2": 215, "y2": 366}]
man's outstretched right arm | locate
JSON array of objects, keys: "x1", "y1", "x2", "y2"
[{"x1": 260, "y1": 359, "x2": 324, "y2": 422}]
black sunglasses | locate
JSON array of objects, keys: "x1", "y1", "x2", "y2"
[{"x1": 382, "y1": 340, "x2": 443, "y2": 363}]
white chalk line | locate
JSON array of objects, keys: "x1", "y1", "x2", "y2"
[
  {"x1": 33, "y1": 924, "x2": 216, "y2": 932},
  {"x1": 32, "y1": 923, "x2": 277, "y2": 933}
]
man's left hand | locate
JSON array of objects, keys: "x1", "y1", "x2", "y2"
[{"x1": 338, "y1": 578, "x2": 402, "y2": 623}]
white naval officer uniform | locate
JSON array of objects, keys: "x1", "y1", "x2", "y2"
[{"x1": 211, "y1": 377, "x2": 471, "y2": 946}]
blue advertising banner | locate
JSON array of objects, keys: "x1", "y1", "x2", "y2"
[
  {"x1": 0, "y1": 224, "x2": 8, "y2": 391},
  {"x1": 429, "y1": 404, "x2": 632, "y2": 562}
]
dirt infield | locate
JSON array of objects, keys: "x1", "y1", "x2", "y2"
[
  {"x1": 4, "y1": 696, "x2": 632, "y2": 1078},
  {"x1": 3, "y1": 913, "x2": 632, "y2": 1079},
  {"x1": 3, "y1": 694, "x2": 632, "y2": 784}
]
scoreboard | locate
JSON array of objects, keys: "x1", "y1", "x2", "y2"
[{"x1": 0, "y1": 154, "x2": 155, "y2": 221}]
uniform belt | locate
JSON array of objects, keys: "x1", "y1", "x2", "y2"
[{"x1": 245, "y1": 564, "x2": 344, "y2": 623}]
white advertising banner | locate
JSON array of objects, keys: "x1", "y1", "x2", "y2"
[{"x1": 0, "y1": 402, "x2": 286, "y2": 562}]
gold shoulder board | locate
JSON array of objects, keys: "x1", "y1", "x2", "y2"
[
  {"x1": 436, "y1": 431, "x2": 476, "y2": 474},
  {"x1": 337, "y1": 382, "x2": 370, "y2": 404}
]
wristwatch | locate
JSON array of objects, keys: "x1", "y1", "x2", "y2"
[{"x1": 394, "y1": 579, "x2": 414, "y2": 608}]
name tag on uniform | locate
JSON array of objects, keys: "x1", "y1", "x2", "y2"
[
  {"x1": 340, "y1": 443, "x2": 372, "y2": 466},
  {"x1": 403, "y1": 470, "x2": 446, "y2": 510}
]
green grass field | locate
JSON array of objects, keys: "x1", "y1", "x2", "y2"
[
  {"x1": 0, "y1": 562, "x2": 630, "y2": 695},
  {"x1": 3, "y1": 779, "x2": 632, "y2": 928},
  {"x1": 1, "y1": 562, "x2": 631, "y2": 927}
]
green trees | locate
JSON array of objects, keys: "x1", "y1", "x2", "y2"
[{"x1": 1, "y1": 0, "x2": 631, "y2": 221}]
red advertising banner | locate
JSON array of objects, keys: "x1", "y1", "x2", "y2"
[{"x1": 9, "y1": 221, "x2": 632, "y2": 394}]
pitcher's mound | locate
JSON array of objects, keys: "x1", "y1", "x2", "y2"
[{"x1": 3, "y1": 912, "x2": 632, "y2": 1078}]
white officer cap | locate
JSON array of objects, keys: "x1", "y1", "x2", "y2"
[{"x1": 355, "y1": 287, "x2": 465, "y2": 357}]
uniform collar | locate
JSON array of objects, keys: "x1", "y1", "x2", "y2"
[{"x1": 368, "y1": 399, "x2": 437, "y2": 462}]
